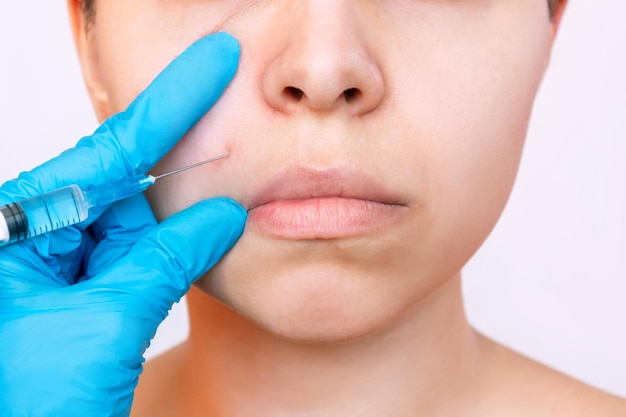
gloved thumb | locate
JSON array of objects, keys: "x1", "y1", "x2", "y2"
[{"x1": 93, "y1": 198, "x2": 246, "y2": 315}]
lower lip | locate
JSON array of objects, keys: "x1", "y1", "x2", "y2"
[{"x1": 247, "y1": 198, "x2": 405, "y2": 239}]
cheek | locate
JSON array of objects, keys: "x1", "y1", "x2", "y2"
[
  {"x1": 394, "y1": 17, "x2": 551, "y2": 239},
  {"x1": 143, "y1": 47, "x2": 274, "y2": 220},
  {"x1": 93, "y1": 2, "x2": 245, "y2": 113},
  {"x1": 92, "y1": 3, "x2": 286, "y2": 220}
]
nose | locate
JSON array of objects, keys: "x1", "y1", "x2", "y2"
[{"x1": 261, "y1": 2, "x2": 385, "y2": 116}]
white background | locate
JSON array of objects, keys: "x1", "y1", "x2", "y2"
[{"x1": 0, "y1": 2, "x2": 624, "y2": 397}]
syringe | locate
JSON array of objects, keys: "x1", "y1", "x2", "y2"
[{"x1": 0, "y1": 154, "x2": 229, "y2": 247}]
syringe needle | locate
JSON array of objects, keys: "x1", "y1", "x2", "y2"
[
  {"x1": 152, "y1": 153, "x2": 229, "y2": 181},
  {"x1": 85, "y1": 153, "x2": 230, "y2": 209}
]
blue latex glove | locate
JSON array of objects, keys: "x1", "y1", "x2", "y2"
[{"x1": 0, "y1": 32, "x2": 246, "y2": 416}]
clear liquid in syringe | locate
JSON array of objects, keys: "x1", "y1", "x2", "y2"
[{"x1": 0, "y1": 185, "x2": 88, "y2": 246}]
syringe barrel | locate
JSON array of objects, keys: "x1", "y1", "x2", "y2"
[{"x1": 0, "y1": 185, "x2": 89, "y2": 247}]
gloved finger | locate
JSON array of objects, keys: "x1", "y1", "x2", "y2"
[
  {"x1": 0, "y1": 228, "x2": 95, "y2": 289},
  {"x1": 0, "y1": 243, "x2": 67, "y2": 292},
  {"x1": 13, "y1": 194, "x2": 156, "y2": 285},
  {"x1": 0, "y1": 32, "x2": 240, "y2": 205},
  {"x1": 92, "y1": 198, "x2": 247, "y2": 315},
  {"x1": 83, "y1": 194, "x2": 157, "y2": 279}
]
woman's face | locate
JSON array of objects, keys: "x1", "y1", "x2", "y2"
[{"x1": 74, "y1": 0, "x2": 554, "y2": 342}]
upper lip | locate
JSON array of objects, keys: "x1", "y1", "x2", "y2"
[{"x1": 244, "y1": 165, "x2": 407, "y2": 211}]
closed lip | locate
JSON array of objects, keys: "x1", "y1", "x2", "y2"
[
  {"x1": 242, "y1": 165, "x2": 408, "y2": 239},
  {"x1": 244, "y1": 166, "x2": 407, "y2": 211}
]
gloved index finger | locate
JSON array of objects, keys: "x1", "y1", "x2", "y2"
[
  {"x1": 94, "y1": 32, "x2": 240, "y2": 175},
  {"x1": 0, "y1": 32, "x2": 239, "y2": 203}
]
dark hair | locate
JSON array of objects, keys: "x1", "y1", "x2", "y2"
[
  {"x1": 79, "y1": 0, "x2": 559, "y2": 27},
  {"x1": 81, "y1": 0, "x2": 95, "y2": 27},
  {"x1": 548, "y1": 0, "x2": 560, "y2": 19}
]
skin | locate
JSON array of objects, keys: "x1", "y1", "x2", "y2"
[{"x1": 67, "y1": 0, "x2": 626, "y2": 415}]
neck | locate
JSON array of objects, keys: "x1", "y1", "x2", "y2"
[{"x1": 178, "y1": 274, "x2": 482, "y2": 416}]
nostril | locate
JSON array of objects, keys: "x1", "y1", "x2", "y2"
[
  {"x1": 284, "y1": 86, "x2": 304, "y2": 101},
  {"x1": 281, "y1": 86, "x2": 364, "y2": 106},
  {"x1": 343, "y1": 88, "x2": 361, "y2": 102}
]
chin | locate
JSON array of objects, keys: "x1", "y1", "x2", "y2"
[
  {"x1": 198, "y1": 256, "x2": 415, "y2": 344},
  {"x1": 250, "y1": 275, "x2": 400, "y2": 345}
]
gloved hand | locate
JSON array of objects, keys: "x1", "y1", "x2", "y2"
[{"x1": 0, "y1": 32, "x2": 245, "y2": 417}]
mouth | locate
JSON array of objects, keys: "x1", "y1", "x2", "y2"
[{"x1": 244, "y1": 166, "x2": 408, "y2": 240}]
